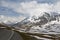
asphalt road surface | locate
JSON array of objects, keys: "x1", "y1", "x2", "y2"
[{"x1": 0, "y1": 28, "x2": 23, "y2": 40}]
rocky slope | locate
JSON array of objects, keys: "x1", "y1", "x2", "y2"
[{"x1": 11, "y1": 12, "x2": 60, "y2": 34}]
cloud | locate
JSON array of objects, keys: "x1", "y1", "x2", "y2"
[
  {"x1": 15, "y1": 1, "x2": 60, "y2": 17},
  {"x1": 53, "y1": 2, "x2": 60, "y2": 13},
  {"x1": 0, "y1": 0, "x2": 18, "y2": 8},
  {"x1": 0, "y1": 15, "x2": 25, "y2": 24},
  {"x1": 17, "y1": 1, "x2": 53, "y2": 17},
  {"x1": 0, "y1": 0, "x2": 60, "y2": 23},
  {"x1": 1, "y1": 1, "x2": 53, "y2": 16},
  {"x1": 1, "y1": 0, "x2": 60, "y2": 15}
]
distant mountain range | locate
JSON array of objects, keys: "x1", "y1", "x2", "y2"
[
  {"x1": 8, "y1": 12, "x2": 60, "y2": 33},
  {"x1": 0, "y1": 12, "x2": 60, "y2": 33},
  {"x1": 12, "y1": 12, "x2": 60, "y2": 26}
]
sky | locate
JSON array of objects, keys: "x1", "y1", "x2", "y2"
[{"x1": 0, "y1": 0, "x2": 60, "y2": 24}]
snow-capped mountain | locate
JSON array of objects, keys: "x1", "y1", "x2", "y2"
[{"x1": 11, "y1": 12, "x2": 60, "y2": 34}]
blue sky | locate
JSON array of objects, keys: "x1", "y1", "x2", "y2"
[
  {"x1": 0, "y1": 0, "x2": 60, "y2": 23},
  {"x1": 0, "y1": 6, "x2": 20, "y2": 17}
]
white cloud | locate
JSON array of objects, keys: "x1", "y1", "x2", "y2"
[
  {"x1": 1, "y1": 1, "x2": 53, "y2": 16},
  {"x1": 53, "y1": 2, "x2": 60, "y2": 13},
  {"x1": 15, "y1": 1, "x2": 53, "y2": 17},
  {"x1": 13, "y1": 1, "x2": 54, "y2": 17},
  {"x1": 1, "y1": 0, "x2": 60, "y2": 23},
  {"x1": 1, "y1": 0, "x2": 60, "y2": 16},
  {"x1": 0, "y1": 15, "x2": 25, "y2": 24}
]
